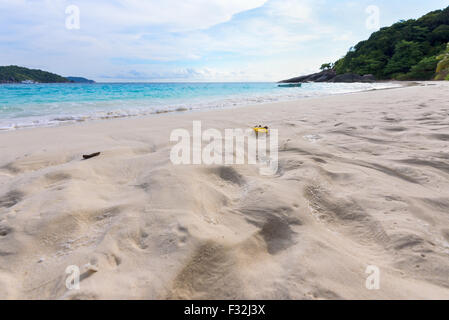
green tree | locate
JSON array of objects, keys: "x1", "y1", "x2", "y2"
[
  {"x1": 435, "y1": 43, "x2": 449, "y2": 80},
  {"x1": 332, "y1": 6, "x2": 449, "y2": 80},
  {"x1": 430, "y1": 25, "x2": 449, "y2": 44},
  {"x1": 384, "y1": 41, "x2": 424, "y2": 76},
  {"x1": 398, "y1": 56, "x2": 439, "y2": 80},
  {"x1": 0, "y1": 65, "x2": 69, "y2": 83},
  {"x1": 320, "y1": 63, "x2": 333, "y2": 71}
]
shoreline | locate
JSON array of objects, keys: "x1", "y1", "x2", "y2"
[
  {"x1": 1, "y1": 83, "x2": 449, "y2": 299},
  {"x1": 0, "y1": 81, "x2": 408, "y2": 132}
]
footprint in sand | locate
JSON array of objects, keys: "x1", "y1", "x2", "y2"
[{"x1": 0, "y1": 190, "x2": 24, "y2": 209}]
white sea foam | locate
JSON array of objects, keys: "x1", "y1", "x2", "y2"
[{"x1": 0, "y1": 82, "x2": 402, "y2": 130}]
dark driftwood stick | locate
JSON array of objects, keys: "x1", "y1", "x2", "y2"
[{"x1": 83, "y1": 152, "x2": 101, "y2": 160}]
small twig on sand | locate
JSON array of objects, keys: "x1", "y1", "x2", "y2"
[{"x1": 82, "y1": 152, "x2": 101, "y2": 160}]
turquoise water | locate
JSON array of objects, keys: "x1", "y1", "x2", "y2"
[{"x1": 0, "y1": 82, "x2": 400, "y2": 130}]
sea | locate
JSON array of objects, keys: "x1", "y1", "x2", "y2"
[{"x1": 0, "y1": 82, "x2": 401, "y2": 130}]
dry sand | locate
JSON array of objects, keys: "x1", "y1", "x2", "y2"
[{"x1": 1, "y1": 82, "x2": 449, "y2": 299}]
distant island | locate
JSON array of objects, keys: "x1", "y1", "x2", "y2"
[
  {"x1": 66, "y1": 76, "x2": 96, "y2": 84},
  {"x1": 0, "y1": 65, "x2": 95, "y2": 84},
  {"x1": 281, "y1": 6, "x2": 449, "y2": 83}
]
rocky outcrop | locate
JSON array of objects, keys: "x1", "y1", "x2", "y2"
[
  {"x1": 279, "y1": 70, "x2": 336, "y2": 83},
  {"x1": 362, "y1": 74, "x2": 376, "y2": 82},
  {"x1": 329, "y1": 73, "x2": 376, "y2": 83},
  {"x1": 279, "y1": 70, "x2": 376, "y2": 83}
]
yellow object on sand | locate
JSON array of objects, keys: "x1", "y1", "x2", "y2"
[{"x1": 253, "y1": 127, "x2": 269, "y2": 134}]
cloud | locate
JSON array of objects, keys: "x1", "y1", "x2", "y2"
[
  {"x1": 0, "y1": 0, "x2": 339, "y2": 81},
  {"x1": 0, "y1": 0, "x2": 268, "y2": 32},
  {"x1": 267, "y1": 0, "x2": 315, "y2": 21},
  {"x1": 1, "y1": 0, "x2": 445, "y2": 81}
]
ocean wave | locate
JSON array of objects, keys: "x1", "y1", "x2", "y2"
[{"x1": 0, "y1": 82, "x2": 402, "y2": 131}]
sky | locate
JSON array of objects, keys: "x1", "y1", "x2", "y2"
[{"x1": 0, "y1": 0, "x2": 447, "y2": 82}]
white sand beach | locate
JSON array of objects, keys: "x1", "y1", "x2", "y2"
[{"x1": 1, "y1": 82, "x2": 449, "y2": 299}]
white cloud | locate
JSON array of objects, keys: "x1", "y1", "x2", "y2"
[
  {"x1": 267, "y1": 0, "x2": 315, "y2": 21},
  {"x1": 0, "y1": 0, "x2": 268, "y2": 32},
  {"x1": 0, "y1": 0, "x2": 352, "y2": 81},
  {"x1": 109, "y1": 0, "x2": 268, "y2": 31}
]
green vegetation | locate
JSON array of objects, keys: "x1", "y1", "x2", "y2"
[
  {"x1": 0, "y1": 65, "x2": 69, "y2": 83},
  {"x1": 333, "y1": 6, "x2": 449, "y2": 80},
  {"x1": 398, "y1": 55, "x2": 440, "y2": 80},
  {"x1": 435, "y1": 43, "x2": 449, "y2": 80},
  {"x1": 320, "y1": 63, "x2": 334, "y2": 71}
]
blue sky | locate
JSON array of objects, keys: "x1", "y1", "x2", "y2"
[{"x1": 0, "y1": 0, "x2": 447, "y2": 82}]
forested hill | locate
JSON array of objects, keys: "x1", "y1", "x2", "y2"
[
  {"x1": 334, "y1": 6, "x2": 449, "y2": 80},
  {"x1": 0, "y1": 66, "x2": 69, "y2": 83}
]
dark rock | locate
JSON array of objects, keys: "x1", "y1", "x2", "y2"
[
  {"x1": 316, "y1": 72, "x2": 337, "y2": 82},
  {"x1": 329, "y1": 73, "x2": 364, "y2": 83},
  {"x1": 279, "y1": 70, "x2": 376, "y2": 83},
  {"x1": 279, "y1": 70, "x2": 336, "y2": 83},
  {"x1": 279, "y1": 75, "x2": 310, "y2": 83},
  {"x1": 362, "y1": 74, "x2": 376, "y2": 82}
]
